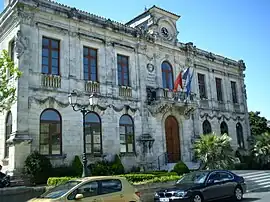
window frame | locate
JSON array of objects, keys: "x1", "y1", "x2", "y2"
[
  {"x1": 198, "y1": 73, "x2": 207, "y2": 99},
  {"x1": 161, "y1": 61, "x2": 174, "y2": 90},
  {"x1": 83, "y1": 46, "x2": 98, "y2": 82},
  {"x1": 117, "y1": 54, "x2": 130, "y2": 86},
  {"x1": 231, "y1": 81, "x2": 238, "y2": 104},
  {"x1": 42, "y1": 37, "x2": 60, "y2": 75},
  {"x1": 202, "y1": 120, "x2": 212, "y2": 135},
  {"x1": 4, "y1": 111, "x2": 12, "y2": 158},
  {"x1": 39, "y1": 108, "x2": 62, "y2": 156},
  {"x1": 100, "y1": 179, "x2": 122, "y2": 195},
  {"x1": 84, "y1": 112, "x2": 102, "y2": 155},
  {"x1": 119, "y1": 115, "x2": 135, "y2": 153},
  {"x1": 220, "y1": 121, "x2": 229, "y2": 135},
  {"x1": 215, "y1": 77, "x2": 223, "y2": 102}
]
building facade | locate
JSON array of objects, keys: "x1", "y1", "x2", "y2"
[{"x1": 0, "y1": 0, "x2": 250, "y2": 175}]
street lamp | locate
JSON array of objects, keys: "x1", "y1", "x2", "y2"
[{"x1": 68, "y1": 90, "x2": 98, "y2": 177}]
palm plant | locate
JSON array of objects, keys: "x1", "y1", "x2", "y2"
[
  {"x1": 252, "y1": 132, "x2": 270, "y2": 166},
  {"x1": 193, "y1": 133, "x2": 237, "y2": 170}
]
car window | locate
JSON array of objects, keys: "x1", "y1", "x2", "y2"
[
  {"x1": 208, "y1": 173, "x2": 219, "y2": 181},
  {"x1": 218, "y1": 172, "x2": 234, "y2": 181},
  {"x1": 77, "y1": 181, "x2": 99, "y2": 198},
  {"x1": 100, "y1": 179, "x2": 122, "y2": 194}
]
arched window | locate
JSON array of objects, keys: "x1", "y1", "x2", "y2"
[
  {"x1": 236, "y1": 123, "x2": 245, "y2": 148},
  {"x1": 220, "y1": 121, "x2": 228, "y2": 135},
  {"x1": 5, "y1": 112, "x2": 12, "y2": 158},
  {"x1": 119, "y1": 115, "x2": 135, "y2": 153},
  {"x1": 85, "y1": 112, "x2": 102, "y2": 154},
  {"x1": 202, "y1": 120, "x2": 212, "y2": 134},
  {"x1": 161, "y1": 61, "x2": 174, "y2": 90},
  {"x1": 40, "y1": 109, "x2": 62, "y2": 155}
]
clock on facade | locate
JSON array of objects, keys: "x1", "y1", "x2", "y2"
[{"x1": 161, "y1": 27, "x2": 169, "y2": 38}]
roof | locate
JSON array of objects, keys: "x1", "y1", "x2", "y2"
[
  {"x1": 126, "y1": 5, "x2": 180, "y2": 26},
  {"x1": 77, "y1": 176, "x2": 126, "y2": 182}
]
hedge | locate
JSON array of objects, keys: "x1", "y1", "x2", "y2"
[{"x1": 47, "y1": 172, "x2": 180, "y2": 187}]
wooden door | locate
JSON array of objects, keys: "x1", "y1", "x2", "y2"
[{"x1": 165, "y1": 116, "x2": 180, "y2": 163}]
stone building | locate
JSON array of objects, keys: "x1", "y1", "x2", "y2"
[{"x1": 0, "y1": 0, "x2": 250, "y2": 175}]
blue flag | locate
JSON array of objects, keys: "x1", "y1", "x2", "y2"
[
  {"x1": 182, "y1": 67, "x2": 190, "y2": 80},
  {"x1": 186, "y1": 69, "x2": 194, "y2": 97}
]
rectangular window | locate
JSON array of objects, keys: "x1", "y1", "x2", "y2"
[
  {"x1": 100, "y1": 180, "x2": 122, "y2": 194},
  {"x1": 215, "y1": 78, "x2": 223, "y2": 102},
  {"x1": 83, "y1": 47, "x2": 98, "y2": 81},
  {"x1": 42, "y1": 37, "x2": 60, "y2": 75},
  {"x1": 198, "y1": 73, "x2": 207, "y2": 99},
  {"x1": 231, "y1": 81, "x2": 238, "y2": 103},
  {"x1": 117, "y1": 54, "x2": 129, "y2": 86},
  {"x1": 10, "y1": 40, "x2": 15, "y2": 62}
]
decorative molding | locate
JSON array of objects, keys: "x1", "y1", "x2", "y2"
[
  {"x1": 14, "y1": 30, "x2": 28, "y2": 59},
  {"x1": 200, "y1": 112, "x2": 245, "y2": 122},
  {"x1": 147, "y1": 63, "x2": 155, "y2": 73},
  {"x1": 29, "y1": 96, "x2": 70, "y2": 108},
  {"x1": 6, "y1": 131, "x2": 32, "y2": 145}
]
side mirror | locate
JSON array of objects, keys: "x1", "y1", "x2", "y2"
[{"x1": 75, "y1": 194, "x2": 84, "y2": 200}]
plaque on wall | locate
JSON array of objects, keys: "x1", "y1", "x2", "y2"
[{"x1": 146, "y1": 63, "x2": 156, "y2": 87}]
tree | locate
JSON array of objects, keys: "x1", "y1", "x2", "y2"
[
  {"x1": 252, "y1": 132, "x2": 270, "y2": 167},
  {"x1": 249, "y1": 111, "x2": 270, "y2": 136},
  {"x1": 0, "y1": 50, "x2": 22, "y2": 112},
  {"x1": 193, "y1": 133, "x2": 237, "y2": 170}
]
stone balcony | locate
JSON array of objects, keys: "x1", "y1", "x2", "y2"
[
  {"x1": 119, "y1": 85, "x2": 132, "y2": 97},
  {"x1": 41, "y1": 74, "x2": 61, "y2": 88},
  {"x1": 85, "y1": 81, "x2": 100, "y2": 93},
  {"x1": 158, "y1": 88, "x2": 195, "y2": 102}
]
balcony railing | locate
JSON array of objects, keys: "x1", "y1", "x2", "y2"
[
  {"x1": 119, "y1": 86, "x2": 132, "y2": 97},
  {"x1": 85, "y1": 81, "x2": 100, "y2": 93},
  {"x1": 41, "y1": 74, "x2": 61, "y2": 88},
  {"x1": 160, "y1": 88, "x2": 194, "y2": 102}
]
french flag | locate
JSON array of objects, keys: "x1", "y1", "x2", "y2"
[{"x1": 173, "y1": 67, "x2": 190, "y2": 92}]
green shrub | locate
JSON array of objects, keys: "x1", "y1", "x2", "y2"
[
  {"x1": 47, "y1": 177, "x2": 75, "y2": 186},
  {"x1": 51, "y1": 166, "x2": 77, "y2": 177},
  {"x1": 72, "y1": 155, "x2": 83, "y2": 177},
  {"x1": 172, "y1": 161, "x2": 190, "y2": 175},
  {"x1": 23, "y1": 151, "x2": 52, "y2": 185},
  {"x1": 130, "y1": 166, "x2": 141, "y2": 173},
  {"x1": 133, "y1": 175, "x2": 181, "y2": 185},
  {"x1": 111, "y1": 155, "x2": 125, "y2": 175}
]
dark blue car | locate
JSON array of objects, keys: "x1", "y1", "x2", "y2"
[{"x1": 154, "y1": 170, "x2": 246, "y2": 202}]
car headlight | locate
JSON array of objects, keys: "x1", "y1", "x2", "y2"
[
  {"x1": 154, "y1": 192, "x2": 159, "y2": 197},
  {"x1": 175, "y1": 191, "x2": 187, "y2": 197}
]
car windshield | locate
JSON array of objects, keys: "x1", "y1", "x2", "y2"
[
  {"x1": 38, "y1": 180, "x2": 81, "y2": 199},
  {"x1": 176, "y1": 171, "x2": 209, "y2": 184}
]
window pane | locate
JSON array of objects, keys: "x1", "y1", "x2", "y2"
[
  {"x1": 83, "y1": 47, "x2": 88, "y2": 56},
  {"x1": 42, "y1": 49, "x2": 49, "y2": 57},
  {"x1": 84, "y1": 58, "x2": 88, "y2": 65},
  {"x1": 42, "y1": 57, "x2": 48, "y2": 65},
  {"x1": 162, "y1": 73, "x2": 166, "y2": 88},
  {"x1": 51, "y1": 40, "x2": 59, "y2": 49},
  {"x1": 86, "y1": 134, "x2": 91, "y2": 143},
  {"x1": 52, "y1": 67, "x2": 59, "y2": 75},
  {"x1": 78, "y1": 181, "x2": 98, "y2": 198},
  {"x1": 90, "y1": 49, "x2": 97, "y2": 57},
  {"x1": 93, "y1": 134, "x2": 100, "y2": 144},
  {"x1": 119, "y1": 115, "x2": 133, "y2": 125},
  {"x1": 168, "y1": 73, "x2": 173, "y2": 89},
  {"x1": 85, "y1": 113, "x2": 100, "y2": 123},
  {"x1": 120, "y1": 144, "x2": 126, "y2": 153},
  {"x1": 42, "y1": 38, "x2": 49, "y2": 47},
  {"x1": 126, "y1": 126, "x2": 133, "y2": 134},
  {"x1": 120, "y1": 134, "x2": 125, "y2": 144},
  {"x1": 84, "y1": 73, "x2": 88, "y2": 80},
  {"x1": 93, "y1": 144, "x2": 101, "y2": 153},
  {"x1": 127, "y1": 135, "x2": 133, "y2": 144},
  {"x1": 91, "y1": 73, "x2": 97, "y2": 81},
  {"x1": 52, "y1": 50, "x2": 58, "y2": 59},
  {"x1": 101, "y1": 180, "x2": 122, "y2": 194},
  {"x1": 128, "y1": 144, "x2": 134, "y2": 153},
  {"x1": 41, "y1": 110, "x2": 61, "y2": 121},
  {"x1": 91, "y1": 65, "x2": 96, "y2": 73},
  {"x1": 52, "y1": 58, "x2": 58, "y2": 66},
  {"x1": 86, "y1": 143, "x2": 91, "y2": 153},
  {"x1": 42, "y1": 65, "x2": 49, "y2": 74}
]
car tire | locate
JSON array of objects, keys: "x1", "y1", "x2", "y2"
[
  {"x1": 191, "y1": 193, "x2": 203, "y2": 202},
  {"x1": 234, "y1": 186, "x2": 243, "y2": 201}
]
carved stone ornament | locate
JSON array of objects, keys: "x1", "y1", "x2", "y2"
[
  {"x1": 67, "y1": 7, "x2": 81, "y2": 19},
  {"x1": 147, "y1": 103, "x2": 173, "y2": 116},
  {"x1": 147, "y1": 63, "x2": 155, "y2": 73},
  {"x1": 200, "y1": 112, "x2": 245, "y2": 122},
  {"x1": 15, "y1": 30, "x2": 28, "y2": 59}
]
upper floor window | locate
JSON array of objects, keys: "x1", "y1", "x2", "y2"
[
  {"x1": 42, "y1": 37, "x2": 60, "y2": 75},
  {"x1": 117, "y1": 54, "x2": 129, "y2": 86},
  {"x1": 215, "y1": 78, "x2": 223, "y2": 102},
  {"x1": 40, "y1": 109, "x2": 62, "y2": 155},
  {"x1": 83, "y1": 47, "x2": 98, "y2": 81},
  {"x1": 5, "y1": 111, "x2": 12, "y2": 158},
  {"x1": 161, "y1": 61, "x2": 173, "y2": 90},
  {"x1": 198, "y1": 73, "x2": 207, "y2": 99},
  {"x1": 231, "y1": 81, "x2": 238, "y2": 104}
]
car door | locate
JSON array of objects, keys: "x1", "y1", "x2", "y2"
[
  {"x1": 203, "y1": 172, "x2": 223, "y2": 201},
  {"x1": 218, "y1": 171, "x2": 236, "y2": 197},
  {"x1": 66, "y1": 181, "x2": 103, "y2": 202},
  {"x1": 99, "y1": 179, "x2": 125, "y2": 202}
]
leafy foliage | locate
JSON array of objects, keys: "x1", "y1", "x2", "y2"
[
  {"x1": 0, "y1": 50, "x2": 22, "y2": 112},
  {"x1": 71, "y1": 155, "x2": 83, "y2": 177},
  {"x1": 172, "y1": 161, "x2": 190, "y2": 175},
  {"x1": 252, "y1": 132, "x2": 270, "y2": 165},
  {"x1": 193, "y1": 133, "x2": 237, "y2": 170},
  {"x1": 23, "y1": 151, "x2": 52, "y2": 185},
  {"x1": 249, "y1": 111, "x2": 270, "y2": 136}
]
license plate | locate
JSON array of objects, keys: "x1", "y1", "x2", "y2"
[{"x1": 159, "y1": 198, "x2": 169, "y2": 202}]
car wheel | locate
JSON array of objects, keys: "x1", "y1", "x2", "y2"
[
  {"x1": 191, "y1": 194, "x2": 203, "y2": 202},
  {"x1": 234, "y1": 187, "x2": 243, "y2": 201}
]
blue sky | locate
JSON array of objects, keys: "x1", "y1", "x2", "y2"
[{"x1": 1, "y1": 0, "x2": 269, "y2": 119}]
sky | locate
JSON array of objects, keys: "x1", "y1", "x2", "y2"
[{"x1": 0, "y1": 0, "x2": 270, "y2": 119}]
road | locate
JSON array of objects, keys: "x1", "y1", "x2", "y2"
[{"x1": 221, "y1": 191, "x2": 270, "y2": 202}]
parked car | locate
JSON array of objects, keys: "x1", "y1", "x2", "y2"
[
  {"x1": 154, "y1": 170, "x2": 246, "y2": 202},
  {"x1": 27, "y1": 176, "x2": 141, "y2": 202}
]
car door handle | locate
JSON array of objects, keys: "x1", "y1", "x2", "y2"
[{"x1": 120, "y1": 194, "x2": 124, "y2": 198}]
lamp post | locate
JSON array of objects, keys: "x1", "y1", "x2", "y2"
[{"x1": 68, "y1": 90, "x2": 98, "y2": 178}]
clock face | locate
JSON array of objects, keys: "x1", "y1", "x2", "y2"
[{"x1": 161, "y1": 27, "x2": 169, "y2": 37}]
